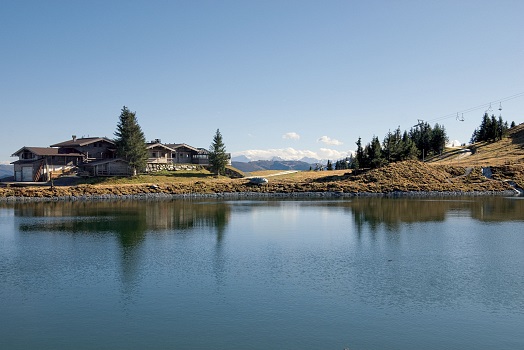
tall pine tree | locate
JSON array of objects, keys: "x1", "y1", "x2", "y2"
[
  {"x1": 209, "y1": 129, "x2": 228, "y2": 176},
  {"x1": 355, "y1": 137, "x2": 365, "y2": 169},
  {"x1": 114, "y1": 106, "x2": 147, "y2": 176}
]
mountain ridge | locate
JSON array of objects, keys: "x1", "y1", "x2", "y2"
[
  {"x1": 232, "y1": 160, "x2": 313, "y2": 172},
  {"x1": 0, "y1": 164, "x2": 13, "y2": 179}
]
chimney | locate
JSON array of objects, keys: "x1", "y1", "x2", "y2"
[{"x1": 72, "y1": 135, "x2": 77, "y2": 141}]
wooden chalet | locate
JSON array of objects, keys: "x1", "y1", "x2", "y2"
[
  {"x1": 147, "y1": 141, "x2": 176, "y2": 163},
  {"x1": 165, "y1": 143, "x2": 210, "y2": 165},
  {"x1": 50, "y1": 136, "x2": 116, "y2": 162},
  {"x1": 11, "y1": 147, "x2": 84, "y2": 182},
  {"x1": 145, "y1": 140, "x2": 218, "y2": 171},
  {"x1": 11, "y1": 135, "x2": 122, "y2": 181}
]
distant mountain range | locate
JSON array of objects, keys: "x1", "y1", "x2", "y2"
[
  {"x1": 232, "y1": 160, "x2": 314, "y2": 172},
  {"x1": 231, "y1": 155, "x2": 251, "y2": 163},
  {"x1": 0, "y1": 164, "x2": 13, "y2": 179},
  {"x1": 231, "y1": 155, "x2": 324, "y2": 164}
]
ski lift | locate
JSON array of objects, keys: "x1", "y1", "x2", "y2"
[
  {"x1": 498, "y1": 102, "x2": 503, "y2": 117},
  {"x1": 456, "y1": 113, "x2": 464, "y2": 122},
  {"x1": 413, "y1": 119, "x2": 424, "y2": 128},
  {"x1": 485, "y1": 103, "x2": 492, "y2": 114}
]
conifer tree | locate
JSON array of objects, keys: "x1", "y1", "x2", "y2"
[
  {"x1": 430, "y1": 123, "x2": 447, "y2": 155},
  {"x1": 114, "y1": 106, "x2": 147, "y2": 176},
  {"x1": 209, "y1": 129, "x2": 228, "y2": 175},
  {"x1": 369, "y1": 136, "x2": 386, "y2": 168},
  {"x1": 355, "y1": 137, "x2": 365, "y2": 169},
  {"x1": 383, "y1": 127, "x2": 404, "y2": 163},
  {"x1": 401, "y1": 131, "x2": 419, "y2": 160}
]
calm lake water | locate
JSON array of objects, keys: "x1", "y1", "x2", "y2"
[{"x1": 1, "y1": 197, "x2": 523, "y2": 350}]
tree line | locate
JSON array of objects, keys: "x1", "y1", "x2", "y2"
[
  {"x1": 327, "y1": 113, "x2": 515, "y2": 171},
  {"x1": 328, "y1": 122, "x2": 448, "y2": 171},
  {"x1": 470, "y1": 113, "x2": 515, "y2": 143}
]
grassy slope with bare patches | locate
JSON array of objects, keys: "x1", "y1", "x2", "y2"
[
  {"x1": 430, "y1": 123, "x2": 524, "y2": 166},
  {"x1": 429, "y1": 122, "x2": 524, "y2": 188},
  {"x1": 0, "y1": 161, "x2": 515, "y2": 198}
]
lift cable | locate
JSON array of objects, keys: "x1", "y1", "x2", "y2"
[{"x1": 420, "y1": 91, "x2": 524, "y2": 125}]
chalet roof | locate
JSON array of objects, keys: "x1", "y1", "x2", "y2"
[
  {"x1": 50, "y1": 137, "x2": 115, "y2": 148},
  {"x1": 164, "y1": 143, "x2": 199, "y2": 152},
  {"x1": 11, "y1": 147, "x2": 83, "y2": 157},
  {"x1": 145, "y1": 142, "x2": 177, "y2": 152}
]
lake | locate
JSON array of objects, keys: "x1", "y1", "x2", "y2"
[{"x1": 1, "y1": 197, "x2": 523, "y2": 349}]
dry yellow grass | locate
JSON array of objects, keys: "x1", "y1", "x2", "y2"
[
  {"x1": 1, "y1": 160, "x2": 520, "y2": 198},
  {"x1": 430, "y1": 122, "x2": 524, "y2": 167}
]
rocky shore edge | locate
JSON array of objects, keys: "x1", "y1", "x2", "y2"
[{"x1": 0, "y1": 189, "x2": 518, "y2": 203}]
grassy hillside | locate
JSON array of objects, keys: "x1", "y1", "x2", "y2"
[{"x1": 429, "y1": 122, "x2": 524, "y2": 167}]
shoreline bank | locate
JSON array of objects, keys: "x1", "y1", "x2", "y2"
[
  {"x1": 0, "y1": 189, "x2": 518, "y2": 203},
  {"x1": 2, "y1": 160, "x2": 522, "y2": 202}
]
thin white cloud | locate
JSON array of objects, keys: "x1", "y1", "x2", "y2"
[
  {"x1": 282, "y1": 132, "x2": 300, "y2": 140},
  {"x1": 232, "y1": 148, "x2": 353, "y2": 162},
  {"x1": 318, "y1": 148, "x2": 353, "y2": 159},
  {"x1": 0, "y1": 160, "x2": 13, "y2": 165},
  {"x1": 317, "y1": 136, "x2": 343, "y2": 146}
]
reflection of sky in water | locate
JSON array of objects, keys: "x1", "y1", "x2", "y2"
[{"x1": 0, "y1": 208, "x2": 14, "y2": 217}]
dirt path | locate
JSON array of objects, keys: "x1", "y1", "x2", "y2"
[{"x1": 246, "y1": 170, "x2": 298, "y2": 178}]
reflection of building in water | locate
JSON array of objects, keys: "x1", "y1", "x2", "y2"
[
  {"x1": 144, "y1": 201, "x2": 230, "y2": 233},
  {"x1": 11, "y1": 199, "x2": 231, "y2": 237}
]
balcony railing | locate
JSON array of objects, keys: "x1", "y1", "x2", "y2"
[{"x1": 147, "y1": 157, "x2": 174, "y2": 164}]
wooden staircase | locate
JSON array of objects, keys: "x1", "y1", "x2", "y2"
[{"x1": 33, "y1": 160, "x2": 45, "y2": 182}]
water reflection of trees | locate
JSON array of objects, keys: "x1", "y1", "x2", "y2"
[
  {"x1": 13, "y1": 200, "x2": 231, "y2": 247},
  {"x1": 346, "y1": 198, "x2": 447, "y2": 233},
  {"x1": 320, "y1": 197, "x2": 524, "y2": 233},
  {"x1": 468, "y1": 197, "x2": 524, "y2": 221}
]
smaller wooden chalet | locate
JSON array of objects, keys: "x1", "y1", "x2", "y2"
[
  {"x1": 11, "y1": 147, "x2": 84, "y2": 182},
  {"x1": 146, "y1": 141, "x2": 176, "y2": 172},
  {"x1": 164, "y1": 143, "x2": 211, "y2": 165},
  {"x1": 147, "y1": 141, "x2": 176, "y2": 164},
  {"x1": 145, "y1": 140, "x2": 215, "y2": 171}
]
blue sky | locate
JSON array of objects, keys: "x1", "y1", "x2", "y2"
[{"x1": 1, "y1": 0, "x2": 523, "y2": 163}]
